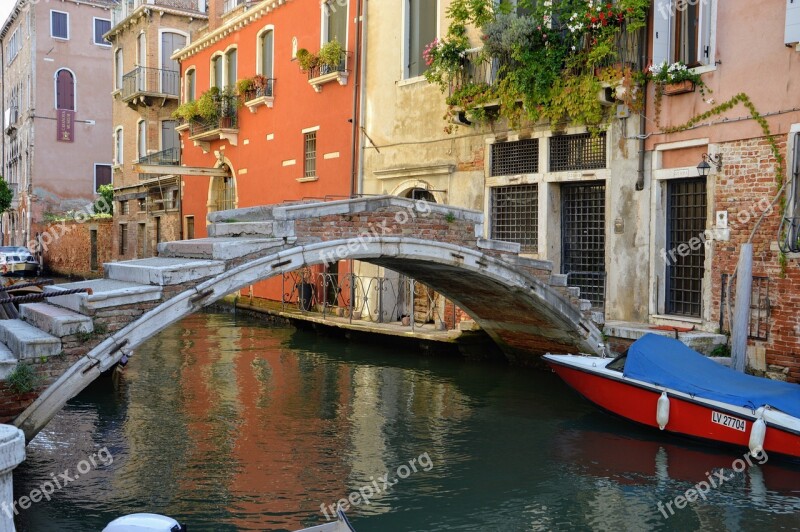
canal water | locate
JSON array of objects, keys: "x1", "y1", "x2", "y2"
[{"x1": 12, "y1": 312, "x2": 800, "y2": 531}]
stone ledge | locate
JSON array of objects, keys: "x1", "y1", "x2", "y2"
[
  {"x1": 604, "y1": 320, "x2": 726, "y2": 355},
  {"x1": 19, "y1": 303, "x2": 93, "y2": 337}
]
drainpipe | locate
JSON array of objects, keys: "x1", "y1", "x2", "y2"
[
  {"x1": 350, "y1": 0, "x2": 366, "y2": 196},
  {"x1": 355, "y1": 0, "x2": 368, "y2": 195},
  {"x1": 636, "y1": 24, "x2": 648, "y2": 192}
]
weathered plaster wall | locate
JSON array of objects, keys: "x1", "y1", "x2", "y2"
[{"x1": 39, "y1": 218, "x2": 113, "y2": 277}]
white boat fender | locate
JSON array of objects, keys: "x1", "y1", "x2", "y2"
[
  {"x1": 102, "y1": 513, "x2": 187, "y2": 532},
  {"x1": 656, "y1": 392, "x2": 670, "y2": 430},
  {"x1": 749, "y1": 407, "x2": 767, "y2": 457}
]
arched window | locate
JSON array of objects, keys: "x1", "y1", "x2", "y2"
[
  {"x1": 211, "y1": 54, "x2": 223, "y2": 88},
  {"x1": 258, "y1": 29, "x2": 274, "y2": 79},
  {"x1": 55, "y1": 69, "x2": 75, "y2": 110},
  {"x1": 160, "y1": 30, "x2": 186, "y2": 95},
  {"x1": 185, "y1": 68, "x2": 196, "y2": 102},
  {"x1": 225, "y1": 47, "x2": 237, "y2": 89},
  {"x1": 115, "y1": 48, "x2": 123, "y2": 90}
]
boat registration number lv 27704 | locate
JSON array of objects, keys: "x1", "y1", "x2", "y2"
[{"x1": 711, "y1": 411, "x2": 747, "y2": 432}]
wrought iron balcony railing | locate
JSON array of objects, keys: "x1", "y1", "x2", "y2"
[
  {"x1": 243, "y1": 79, "x2": 275, "y2": 102},
  {"x1": 307, "y1": 52, "x2": 348, "y2": 80},
  {"x1": 138, "y1": 147, "x2": 180, "y2": 166},
  {"x1": 112, "y1": 0, "x2": 206, "y2": 27},
  {"x1": 121, "y1": 66, "x2": 180, "y2": 101},
  {"x1": 187, "y1": 114, "x2": 239, "y2": 137}
]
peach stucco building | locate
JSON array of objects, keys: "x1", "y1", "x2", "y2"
[{"x1": 0, "y1": 0, "x2": 115, "y2": 249}]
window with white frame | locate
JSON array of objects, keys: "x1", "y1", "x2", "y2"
[
  {"x1": 51, "y1": 10, "x2": 69, "y2": 39},
  {"x1": 114, "y1": 127, "x2": 123, "y2": 165},
  {"x1": 55, "y1": 69, "x2": 75, "y2": 110},
  {"x1": 95, "y1": 164, "x2": 112, "y2": 192},
  {"x1": 94, "y1": 18, "x2": 110, "y2": 46},
  {"x1": 323, "y1": 0, "x2": 348, "y2": 45},
  {"x1": 652, "y1": 0, "x2": 715, "y2": 68},
  {"x1": 185, "y1": 68, "x2": 196, "y2": 101},
  {"x1": 115, "y1": 49, "x2": 123, "y2": 90},
  {"x1": 405, "y1": 0, "x2": 437, "y2": 78}
]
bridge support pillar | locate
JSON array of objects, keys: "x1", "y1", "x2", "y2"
[{"x1": 0, "y1": 425, "x2": 25, "y2": 531}]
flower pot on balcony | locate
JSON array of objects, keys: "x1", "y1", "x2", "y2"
[{"x1": 662, "y1": 80, "x2": 695, "y2": 95}]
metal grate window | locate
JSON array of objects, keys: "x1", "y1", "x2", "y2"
[
  {"x1": 550, "y1": 133, "x2": 607, "y2": 172},
  {"x1": 720, "y1": 274, "x2": 770, "y2": 341},
  {"x1": 491, "y1": 139, "x2": 539, "y2": 176},
  {"x1": 665, "y1": 178, "x2": 707, "y2": 317},
  {"x1": 562, "y1": 182, "x2": 606, "y2": 307},
  {"x1": 214, "y1": 176, "x2": 236, "y2": 211},
  {"x1": 304, "y1": 131, "x2": 317, "y2": 178},
  {"x1": 490, "y1": 184, "x2": 538, "y2": 252}
]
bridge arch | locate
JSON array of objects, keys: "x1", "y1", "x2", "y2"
[{"x1": 16, "y1": 236, "x2": 601, "y2": 440}]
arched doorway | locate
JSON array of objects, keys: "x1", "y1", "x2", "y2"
[{"x1": 208, "y1": 165, "x2": 237, "y2": 214}]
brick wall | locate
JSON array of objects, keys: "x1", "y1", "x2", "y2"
[
  {"x1": 39, "y1": 218, "x2": 113, "y2": 278},
  {"x1": 710, "y1": 136, "x2": 800, "y2": 381}
]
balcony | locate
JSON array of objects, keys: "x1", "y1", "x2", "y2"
[
  {"x1": 112, "y1": 0, "x2": 207, "y2": 27},
  {"x1": 308, "y1": 52, "x2": 349, "y2": 92},
  {"x1": 184, "y1": 95, "x2": 239, "y2": 152},
  {"x1": 121, "y1": 67, "x2": 180, "y2": 106},
  {"x1": 138, "y1": 147, "x2": 181, "y2": 180},
  {"x1": 243, "y1": 79, "x2": 276, "y2": 112}
]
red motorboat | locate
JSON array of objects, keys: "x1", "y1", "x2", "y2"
[{"x1": 543, "y1": 334, "x2": 800, "y2": 460}]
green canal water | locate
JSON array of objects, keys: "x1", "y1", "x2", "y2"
[{"x1": 12, "y1": 312, "x2": 800, "y2": 531}]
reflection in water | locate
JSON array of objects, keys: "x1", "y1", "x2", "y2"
[{"x1": 12, "y1": 312, "x2": 800, "y2": 531}]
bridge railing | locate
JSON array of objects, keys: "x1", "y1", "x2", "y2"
[{"x1": 281, "y1": 270, "x2": 461, "y2": 331}]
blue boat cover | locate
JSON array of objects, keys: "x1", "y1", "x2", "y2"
[{"x1": 623, "y1": 333, "x2": 800, "y2": 418}]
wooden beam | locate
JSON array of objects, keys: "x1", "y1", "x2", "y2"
[{"x1": 133, "y1": 164, "x2": 231, "y2": 177}]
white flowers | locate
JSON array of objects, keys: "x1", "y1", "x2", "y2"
[{"x1": 567, "y1": 12, "x2": 584, "y2": 33}]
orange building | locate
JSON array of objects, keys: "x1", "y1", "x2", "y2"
[{"x1": 174, "y1": 0, "x2": 361, "y2": 301}]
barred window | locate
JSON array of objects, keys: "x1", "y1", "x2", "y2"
[
  {"x1": 490, "y1": 184, "x2": 539, "y2": 252},
  {"x1": 491, "y1": 139, "x2": 539, "y2": 176},
  {"x1": 549, "y1": 132, "x2": 606, "y2": 172},
  {"x1": 304, "y1": 131, "x2": 317, "y2": 177}
]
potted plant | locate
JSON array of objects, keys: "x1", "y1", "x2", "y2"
[
  {"x1": 196, "y1": 87, "x2": 220, "y2": 122},
  {"x1": 318, "y1": 40, "x2": 344, "y2": 73},
  {"x1": 171, "y1": 100, "x2": 200, "y2": 122},
  {"x1": 648, "y1": 60, "x2": 704, "y2": 95},
  {"x1": 236, "y1": 77, "x2": 254, "y2": 96},
  {"x1": 296, "y1": 48, "x2": 318, "y2": 72}
]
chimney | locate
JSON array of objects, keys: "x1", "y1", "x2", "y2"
[{"x1": 207, "y1": 0, "x2": 223, "y2": 32}]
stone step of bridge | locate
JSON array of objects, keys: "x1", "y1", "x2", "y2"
[
  {"x1": 44, "y1": 280, "x2": 162, "y2": 314},
  {"x1": 19, "y1": 303, "x2": 93, "y2": 337},
  {"x1": 207, "y1": 221, "x2": 296, "y2": 239},
  {"x1": 157, "y1": 237, "x2": 291, "y2": 260},
  {"x1": 105, "y1": 257, "x2": 226, "y2": 286},
  {"x1": 0, "y1": 342, "x2": 17, "y2": 380},
  {"x1": 0, "y1": 319, "x2": 61, "y2": 360}
]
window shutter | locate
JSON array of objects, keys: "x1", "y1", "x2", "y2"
[
  {"x1": 697, "y1": 0, "x2": 713, "y2": 65},
  {"x1": 262, "y1": 31, "x2": 274, "y2": 77},
  {"x1": 652, "y1": 7, "x2": 671, "y2": 66},
  {"x1": 787, "y1": 0, "x2": 800, "y2": 45},
  {"x1": 56, "y1": 70, "x2": 74, "y2": 110}
]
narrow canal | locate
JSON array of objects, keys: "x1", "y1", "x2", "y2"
[{"x1": 12, "y1": 312, "x2": 800, "y2": 531}]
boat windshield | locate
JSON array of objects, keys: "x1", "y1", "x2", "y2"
[{"x1": 606, "y1": 353, "x2": 627, "y2": 372}]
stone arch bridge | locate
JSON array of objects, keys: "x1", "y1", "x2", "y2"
[{"x1": 1, "y1": 196, "x2": 602, "y2": 441}]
